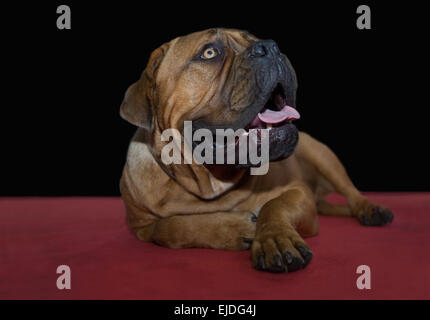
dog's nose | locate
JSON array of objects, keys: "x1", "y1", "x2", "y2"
[{"x1": 249, "y1": 40, "x2": 280, "y2": 58}]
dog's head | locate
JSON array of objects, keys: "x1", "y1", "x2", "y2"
[{"x1": 120, "y1": 28, "x2": 299, "y2": 166}]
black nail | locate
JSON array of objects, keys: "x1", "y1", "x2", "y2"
[
  {"x1": 288, "y1": 257, "x2": 304, "y2": 272},
  {"x1": 298, "y1": 247, "x2": 313, "y2": 265},
  {"x1": 274, "y1": 254, "x2": 283, "y2": 268},
  {"x1": 371, "y1": 212, "x2": 382, "y2": 225},
  {"x1": 284, "y1": 251, "x2": 293, "y2": 264}
]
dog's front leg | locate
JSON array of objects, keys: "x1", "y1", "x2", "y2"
[
  {"x1": 251, "y1": 182, "x2": 318, "y2": 273},
  {"x1": 150, "y1": 211, "x2": 257, "y2": 250}
]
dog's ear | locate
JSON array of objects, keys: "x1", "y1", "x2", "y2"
[
  {"x1": 120, "y1": 81, "x2": 152, "y2": 129},
  {"x1": 120, "y1": 43, "x2": 170, "y2": 130},
  {"x1": 281, "y1": 53, "x2": 298, "y2": 107}
]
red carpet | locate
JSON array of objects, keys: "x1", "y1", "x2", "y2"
[{"x1": 1, "y1": 193, "x2": 429, "y2": 300}]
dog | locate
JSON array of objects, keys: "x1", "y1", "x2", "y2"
[{"x1": 119, "y1": 28, "x2": 393, "y2": 273}]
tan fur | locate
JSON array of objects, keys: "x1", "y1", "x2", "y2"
[{"x1": 120, "y1": 29, "x2": 393, "y2": 272}]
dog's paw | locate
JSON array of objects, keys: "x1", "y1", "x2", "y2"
[
  {"x1": 251, "y1": 227, "x2": 312, "y2": 273},
  {"x1": 353, "y1": 199, "x2": 394, "y2": 226}
]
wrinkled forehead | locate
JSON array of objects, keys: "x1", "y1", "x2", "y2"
[
  {"x1": 173, "y1": 28, "x2": 258, "y2": 59},
  {"x1": 156, "y1": 29, "x2": 259, "y2": 87}
]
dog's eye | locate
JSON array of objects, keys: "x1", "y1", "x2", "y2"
[{"x1": 201, "y1": 47, "x2": 219, "y2": 60}]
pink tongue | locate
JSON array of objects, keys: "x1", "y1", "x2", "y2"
[{"x1": 258, "y1": 105, "x2": 300, "y2": 124}]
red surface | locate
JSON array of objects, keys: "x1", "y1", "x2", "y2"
[{"x1": 1, "y1": 193, "x2": 429, "y2": 300}]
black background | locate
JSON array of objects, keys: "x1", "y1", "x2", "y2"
[{"x1": 1, "y1": 1, "x2": 428, "y2": 196}]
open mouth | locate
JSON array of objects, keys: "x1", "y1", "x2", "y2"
[
  {"x1": 191, "y1": 83, "x2": 300, "y2": 167},
  {"x1": 245, "y1": 83, "x2": 300, "y2": 131},
  {"x1": 208, "y1": 82, "x2": 300, "y2": 153}
]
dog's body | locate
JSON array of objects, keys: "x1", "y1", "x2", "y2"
[{"x1": 120, "y1": 29, "x2": 393, "y2": 272}]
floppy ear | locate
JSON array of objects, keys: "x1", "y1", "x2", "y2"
[
  {"x1": 120, "y1": 43, "x2": 170, "y2": 130},
  {"x1": 120, "y1": 81, "x2": 152, "y2": 129}
]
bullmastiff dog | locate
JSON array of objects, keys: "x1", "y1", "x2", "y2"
[{"x1": 119, "y1": 28, "x2": 393, "y2": 273}]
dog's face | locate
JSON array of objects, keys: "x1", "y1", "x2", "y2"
[{"x1": 121, "y1": 28, "x2": 299, "y2": 164}]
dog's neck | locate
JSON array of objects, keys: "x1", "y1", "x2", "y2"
[
  {"x1": 164, "y1": 162, "x2": 248, "y2": 200},
  {"x1": 151, "y1": 154, "x2": 247, "y2": 200},
  {"x1": 147, "y1": 128, "x2": 249, "y2": 200}
]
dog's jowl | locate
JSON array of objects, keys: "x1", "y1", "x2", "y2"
[{"x1": 119, "y1": 28, "x2": 393, "y2": 273}]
